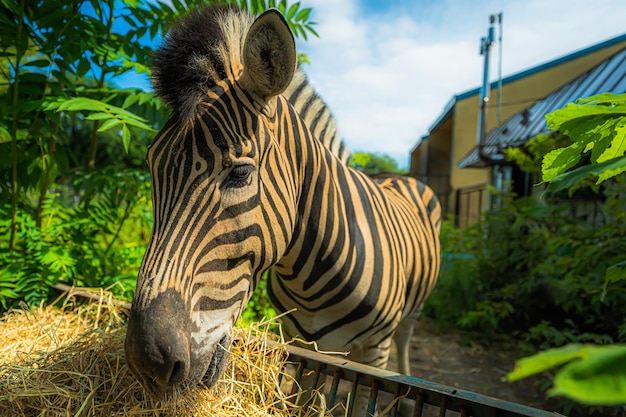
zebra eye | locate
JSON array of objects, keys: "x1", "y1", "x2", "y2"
[{"x1": 225, "y1": 164, "x2": 254, "y2": 187}]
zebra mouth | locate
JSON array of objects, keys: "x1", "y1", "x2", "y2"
[
  {"x1": 201, "y1": 333, "x2": 231, "y2": 388},
  {"x1": 140, "y1": 377, "x2": 190, "y2": 402},
  {"x1": 130, "y1": 333, "x2": 232, "y2": 401}
]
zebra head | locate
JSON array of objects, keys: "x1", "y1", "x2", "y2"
[{"x1": 125, "y1": 7, "x2": 299, "y2": 399}]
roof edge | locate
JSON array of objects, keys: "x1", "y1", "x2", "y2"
[
  {"x1": 455, "y1": 32, "x2": 626, "y2": 101},
  {"x1": 410, "y1": 134, "x2": 431, "y2": 153},
  {"x1": 417, "y1": 32, "x2": 626, "y2": 153},
  {"x1": 427, "y1": 96, "x2": 456, "y2": 133}
]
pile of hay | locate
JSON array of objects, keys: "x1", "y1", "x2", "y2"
[{"x1": 0, "y1": 289, "x2": 332, "y2": 417}]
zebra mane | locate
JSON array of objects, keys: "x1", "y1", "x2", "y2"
[
  {"x1": 152, "y1": 6, "x2": 253, "y2": 117},
  {"x1": 283, "y1": 69, "x2": 352, "y2": 164}
]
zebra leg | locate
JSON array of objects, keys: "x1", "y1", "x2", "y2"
[
  {"x1": 296, "y1": 364, "x2": 328, "y2": 412},
  {"x1": 280, "y1": 361, "x2": 330, "y2": 414},
  {"x1": 279, "y1": 335, "x2": 331, "y2": 413},
  {"x1": 344, "y1": 338, "x2": 394, "y2": 417},
  {"x1": 393, "y1": 313, "x2": 421, "y2": 417},
  {"x1": 393, "y1": 315, "x2": 417, "y2": 376}
]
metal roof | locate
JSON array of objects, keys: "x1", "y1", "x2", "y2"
[
  {"x1": 458, "y1": 47, "x2": 626, "y2": 168},
  {"x1": 426, "y1": 33, "x2": 626, "y2": 135}
]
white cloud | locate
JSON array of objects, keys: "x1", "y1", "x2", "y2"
[{"x1": 297, "y1": 0, "x2": 626, "y2": 168}]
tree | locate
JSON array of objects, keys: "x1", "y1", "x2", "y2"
[{"x1": 349, "y1": 152, "x2": 407, "y2": 175}]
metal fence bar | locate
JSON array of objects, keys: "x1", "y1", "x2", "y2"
[
  {"x1": 281, "y1": 343, "x2": 559, "y2": 417},
  {"x1": 347, "y1": 372, "x2": 360, "y2": 417},
  {"x1": 438, "y1": 395, "x2": 448, "y2": 417},
  {"x1": 329, "y1": 369, "x2": 342, "y2": 408},
  {"x1": 414, "y1": 393, "x2": 425, "y2": 417},
  {"x1": 367, "y1": 379, "x2": 379, "y2": 416}
]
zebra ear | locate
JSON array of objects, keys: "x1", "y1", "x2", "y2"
[{"x1": 242, "y1": 9, "x2": 297, "y2": 101}]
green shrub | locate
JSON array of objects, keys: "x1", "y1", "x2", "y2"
[
  {"x1": 0, "y1": 169, "x2": 152, "y2": 310},
  {"x1": 425, "y1": 179, "x2": 626, "y2": 348}
]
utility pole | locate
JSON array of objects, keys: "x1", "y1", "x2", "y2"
[
  {"x1": 494, "y1": 13, "x2": 503, "y2": 126},
  {"x1": 476, "y1": 13, "x2": 502, "y2": 162}
]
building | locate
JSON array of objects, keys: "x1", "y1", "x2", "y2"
[{"x1": 411, "y1": 33, "x2": 626, "y2": 228}]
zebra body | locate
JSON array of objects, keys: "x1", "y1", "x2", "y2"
[
  {"x1": 269, "y1": 172, "x2": 440, "y2": 364},
  {"x1": 125, "y1": 6, "x2": 441, "y2": 400}
]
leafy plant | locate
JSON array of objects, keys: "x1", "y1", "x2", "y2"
[
  {"x1": 42, "y1": 97, "x2": 155, "y2": 153},
  {"x1": 422, "y1": 222, "x2": 481, "y2": 328},
  {"x1": 541, "y1": 93, "x2": 626, "y2": 193},
  {"x1": 508, "y1": 344, "x2": 626, "y2": 405},
  {"x1": 0, "y1": 169, "x2": 152, "y2": 309},
  {"x1": 426, "y1": 182, "x2": 626, "y2": 342},
  {"x1": 504, "y1": 92, "x2": 626, "y2": 408},
  {"x1": 505, "y1": 132, "x2": 571, "y2": 176}
]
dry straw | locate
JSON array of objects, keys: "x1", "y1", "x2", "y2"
[{"x1": 0, "y1": 288, "x2": 335, "y2": 417}]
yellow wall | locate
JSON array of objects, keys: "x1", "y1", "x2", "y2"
[
  {"x1": 421, "y1": 39, "x2": 626, "y2": 223},
  {"x1": 411, "y1": 118, "x2": 453, "y2": 214}
]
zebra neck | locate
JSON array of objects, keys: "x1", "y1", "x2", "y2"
[{"x1": 272, "y1": 104, "x2": 369, "y2": 290}]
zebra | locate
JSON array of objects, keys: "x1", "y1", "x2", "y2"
[{"x1": 124, "y1": 5, "x2": 441, "y2": 403}]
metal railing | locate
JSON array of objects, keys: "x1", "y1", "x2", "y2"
[{"x1": 281, "y1": 343, "x2": 559, "y2": 417}]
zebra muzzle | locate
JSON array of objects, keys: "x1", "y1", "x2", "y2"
[{"x1": 125, "y1": 289, "x2": 194, "y2": 398}]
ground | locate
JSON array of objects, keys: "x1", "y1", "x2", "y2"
[{"x1": 386, "y1": 317, "x2": 549, "y2": 412}]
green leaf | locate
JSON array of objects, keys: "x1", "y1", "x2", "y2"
[
  {"x1": 137, "y1": 92, "x2": 154, "y2": 106},
  {"x1": 539, "y1": 93, "x2": 626, "y2": 191},
  {"x1": 596, "y1": 122, "x2": 626, "y2": 163},
  {"x1": 596, "y1": 155, "x2": 626, "y2": 182},
  {"x1": 56, "y1": 97, "x2": 104, "y2": 112},
  {"x1": 24, "y1": 59, "x2": 51, "y2": 68},
  {"x1": 0, "y1": 124, "x2": 10, "y2": 144},
  {"x1": 122, "y1": 94, "x2": 137, "y2": 109},
  {"x1": 122, "y1": 125, "x2": 131, "y2": 153},
  {"x1": 305, "y1": 23, "x2": 318, "y2": 38},
  {"x1": 549, "y1": 345, "x2": 626, "y2": 405},
  {"x1": 295, "y1": 7, "x2": 311, "y2": 22},
  {"x1": 44, "y1": 97, "x2": 155, "y2": 131},
  {"x1": 51, "y1": 70, "x2": 75, "y2": 90},
  {"x1": 77, "y1": 58, "x2": 91, "y2": 78},
  {"x1": 277, "y1": 0, "x2": 287, "y2": 15},
  {"x1": 546, "y1": 102, "x2": 626, "y2": 133},
  {"x1": 286, "y1": 2, "x2": 299, "y2": 20},
  {"x1": 508, "y1": 343, "x2": 589, "y2": 382},
  {"x1": 97, "y1": 118, "x2": 122, "y2": 132},
  {"x1": 41, "y1": 248, "x2": 76, "y2": 274},
  {"x1": 541, "y1": 144, "x2": 583, "y2": 182},
  {"x1": 85, "y1": 112, "x2": 113, "y2": 121},
  {"x1": 297, "y1": 52, "x2": 310, "y2": 65},
  {"x1": 508, "y1": 344, "x2": 626, "y2": 405},
  {"x1": 18, "y1": 72, "x2": 47, "y2": 84},
  {"x1": 602, "y1": 263, "x2": 626, "y2": 302},
  {"x1": 605, "y1": 263, "x2": 626, "y2": 286},
  {"x1": 545, "y1": 156, "x2": 626, "y2": 193},
  {"x1": 578, "y1": 92, "x2": 626, "y2": 107}
]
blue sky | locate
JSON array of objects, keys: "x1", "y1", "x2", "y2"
[
  {"x1": 293, "y1": 0, "x2": 626, "y2": 168},
  {"x1": 120, "y1": 0, "x2": 626, "y2": 168}
]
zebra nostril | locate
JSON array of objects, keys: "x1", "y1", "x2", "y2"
[{"x1": 167, "y1": 359, "x2": 188, "y2": 386}]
